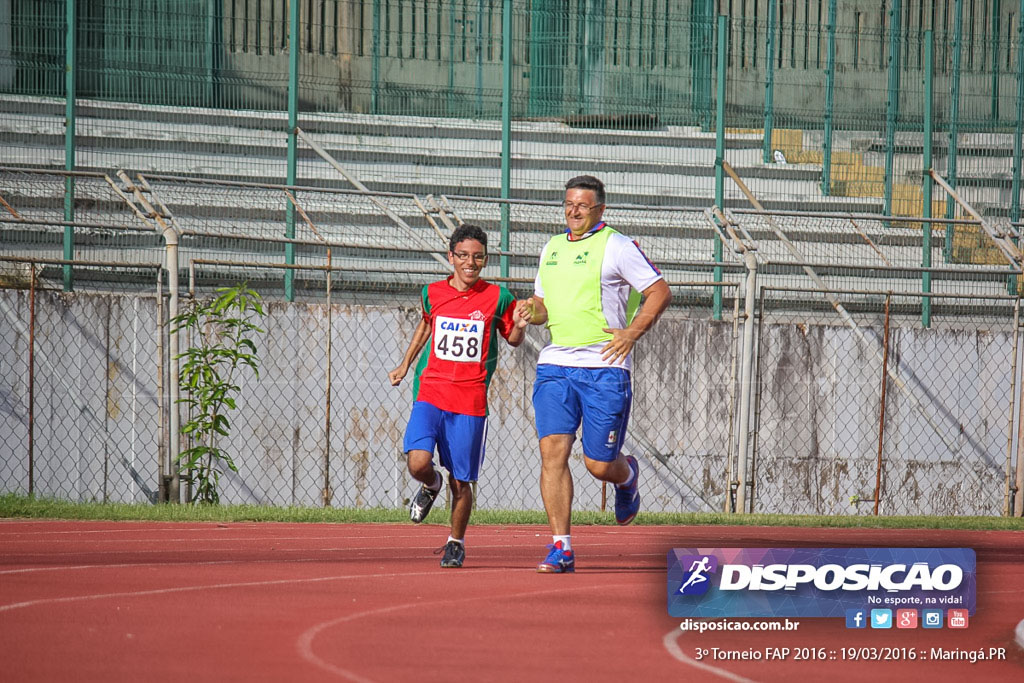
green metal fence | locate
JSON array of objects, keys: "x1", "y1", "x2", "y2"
[{"x1": 2, "y1": 1, "x2": 1023, "y2": 292}]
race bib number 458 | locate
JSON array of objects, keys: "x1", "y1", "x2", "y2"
[{"x1": 433, "y1": 316, "x2": 484, "y2": 362}]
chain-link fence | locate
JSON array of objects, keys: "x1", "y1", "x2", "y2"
[
  {"x1": 3, "y1": 166, "x2": 1024, "y2": 515},
  {"x1": 0, "y1": 263, "x2": 162, "y2": 503},
  {"x1": 752, "y1": 287, "x2": 1021, "y2": 517},
  {"x1": 0, "y1": 258, "x2": 744, "y2": 513},
  {"x1": 3, "y1": 264, "x2": 1022, "y2": 516}
]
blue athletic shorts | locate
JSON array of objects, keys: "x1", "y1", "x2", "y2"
[
  {"x1": 532, "y1": 364, "x2": 632, "y2": 462},
  {"x1": 402, "y1": 401, "x2": 487, "y2": 482}
]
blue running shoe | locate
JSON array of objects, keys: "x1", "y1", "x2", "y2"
[
  {"x1": 536, "y1": 541, "x2": 575, "y2": 573},
  {"x1": 614, "y1": 455, "x2": 640, "y2": 525}
]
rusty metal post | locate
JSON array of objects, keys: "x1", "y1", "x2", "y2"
[
  {"x1": 323, "y1": 247, "x2": 333, "y2": 507},
  {"x1": 156, "y1": 267, "x2": 167, "y2": 503},
  {"x1": 1016, "y1": 324, "x2": 1024, "y2": 516},
  {"x1": 735, "y1": 249, "x2": 759, "y2": 513},
  {"x1": 873, "y1": 293, "x2": 892, "y2": 516},
  {"x1": 1004, "y1": 299, "x2": 1021, "y2": 516},
  {"x1": 28, "y1": 263, "x2": 35, "y2": 496}
]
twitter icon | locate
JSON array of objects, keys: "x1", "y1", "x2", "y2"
[{"x1": 870, "y1": 609, "x2": 893, "y2": 629}]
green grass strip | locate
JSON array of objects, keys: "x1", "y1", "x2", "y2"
[{"x1": 2, "y1": 494, "x2": 1023, "y2": 530}]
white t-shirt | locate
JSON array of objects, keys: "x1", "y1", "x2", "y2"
[{"x1": 534, "y1": 229, "x2": 663, "y2": 371}]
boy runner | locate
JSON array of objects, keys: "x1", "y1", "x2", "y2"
[{"x1": 389, "y1": 224, "x2": 527, "y2": 568}]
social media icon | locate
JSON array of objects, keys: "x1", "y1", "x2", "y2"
[
  {"x1": 896, "y1": 609, "x2": 918, "y2": 628},
  {"x1": 922, "y1": 609, "x2": 943, "y2": 629},
  {"x1": 870, "y1": 609, "x2": 892, "y2": 629},
  {"x1": 948, "y1": 609, "x2": 969, "y2": 629},
  {"x1": 846, "y1": 609, "x2": 867, "y2": 629}
]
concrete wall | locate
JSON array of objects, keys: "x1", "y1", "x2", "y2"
[{"x1": 0, "y1": 288, "x2": 1016, "y2": 516}]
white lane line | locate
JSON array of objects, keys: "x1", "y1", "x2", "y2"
[
  {"x1": 1, "y1": 541, "x2": 664, "y2": 560},
  {"x1": 0, "y1": 568, "x2": 509, "y2": 613},
  {"x1": 295, "y1": 583, "x2": 628, "y2": 683},
  {"x1": 662, "y1": 629, "x2": 760, "y2": 683},
  {"x1": 0, "y1": 560, "x2": 241, "y2": 575}
]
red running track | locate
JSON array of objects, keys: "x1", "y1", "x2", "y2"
[{"x1": 1, "y1": 521, "x2": 1022, "y2": 682}]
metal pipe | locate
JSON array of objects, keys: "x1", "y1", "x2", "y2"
[
  {"x1": 1016, "y1": 315, "x2": 1024, "y2": 516},
  {"x1": 873, "y1": 292, "x2": 892, "y2": 516},
  {"x1": 735, "y1": 248, "x2": 758, "y2": 514},
  {"x1": 821, "y1": 0, "x2": 836, "y2": 196},
  {"x1": 500, "y1": 0, "x2": 512, "y2": 278},
  {"x1": 104, "y1": 300, "x2": 111, "y2": 503},
  {"x1": 118, "y1": 170, "x2": 182, "y2": 501},
  {"x1": 169, "y1": 253, "x2": 1019, "y2": 283},
  {"x1": 156, "y1": 267, "x2": 166, "y2": 503},
  {"x1": 759, "y1": 284, "x2": 1018, "y2": 303},
  {"x1": 846, "y1": 217, "x2": 892, "y2": 266},
  {"x1": 1014, "y1": 0, "x2": 1024, "y2": 224},
  {"x1": 883, "y1": 0, "x2": 902, "y2": 217},
  {"x1": 447, "y1": 0, "x2": 455, "y2": 115},
  {"x1": 762, "y1": 0, "x2": 777, "y2": 164},
  {"x1": 750, "y1": 287, "x2": 768, "y2": 512},
  {"x1": 944, "y1": 0, "x2": 964, "y2": 260},
  {"x1": 412, "y1": 195, "x2": 454, "y2": 246},
  {"x1": 714, "y1": 14, "x2": 727, "y2": 320},
  {"x1": 0, "y1": 193, "x2": 23, "y2": 219},
  {"x1": 284, "y1": 189, "x2": 336, "y2": 508},
  {"x1": 63, "y1": 0, "x2": 76, "y2": 293},
  {"x1": 1004, "y1": 298, "x2": 1021, "y2": 516},
  {"x1": 28, "y1": 264, "x2": 35, "y2": 495},
  {"x1": 324, "y1": 245, "x2": 332, "y2": 507},
  {"x1": 285, "y1": 0, "x2": 300, "y2": 301},
  {"x1": 166, "y1": 233, "x2": 180, "y2": 503},
  {"x1": 372, "y1": 0, "x2": 380, "y2": 114},
  {"x1": 729, "y1": 207, "x2": 980, "y2": 225},
  {"x1": 724, "y1": 291, "x2": 741, "y2": 513},
  {"x1": 476, "y1": 0, "x2": 484, "y2": 116},
  {"x1": 992, "y1": 0, "x2": 1001, "y2": 122},
  {"x1": 923, "y1": 31, "x2": 934, "y2": 328}
]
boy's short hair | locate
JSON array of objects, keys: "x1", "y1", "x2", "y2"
[
  {"x1": 449, "y1": 224, "x2": 488, "y2": 253},
  {"x1": 565, "y1": 175, "x2": 606, "y2": 206}
]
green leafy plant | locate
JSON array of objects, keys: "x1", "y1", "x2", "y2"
[{"x1": 172, "y1": 284, "x2": 264, "y2": 504}]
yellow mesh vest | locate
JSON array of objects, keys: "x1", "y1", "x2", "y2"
[{"x1": 539, "y1": 228, "x2": 639, "y2": 346}]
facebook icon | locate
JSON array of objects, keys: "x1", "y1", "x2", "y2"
[{"x1": 846, "y1": 609, "x2": 867, "y2": 629}]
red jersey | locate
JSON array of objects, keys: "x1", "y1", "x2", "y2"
[{"x1": 412, "y1": 277, "x2": 517, "y2": 416}]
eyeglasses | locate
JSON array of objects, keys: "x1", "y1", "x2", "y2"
[
  {"x1": 562, "y1": 200, "x2": 602, "y2": 212},
  {"x1": 452, "y1": 252, "x2": 486, "y2": 263}
]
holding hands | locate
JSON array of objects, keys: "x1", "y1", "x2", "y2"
[{"x1": 513, "y1": 298, "x2": 536, "y2": 328}]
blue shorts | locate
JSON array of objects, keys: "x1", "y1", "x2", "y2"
[
  {"x1": 532, "y1": 365, "x2": 632, "y2": 462},
  {"x1": 402, "y1": 401, "x2": 487, "y2": 482}
]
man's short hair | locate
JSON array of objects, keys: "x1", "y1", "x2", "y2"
[
  {"x1": 449, "y1": 223, "x2": 488, "y2": 253},
  {"x1": 565, "y1": 175, "x2": 606, "y2": 206}
]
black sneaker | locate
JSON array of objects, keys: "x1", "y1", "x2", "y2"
[
  {"x1": 409, "y1": 480, "x2": 441, "y2": 523},
  {"x1": 436, "y1": 540, "x2": 465, "y2": 568}
]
